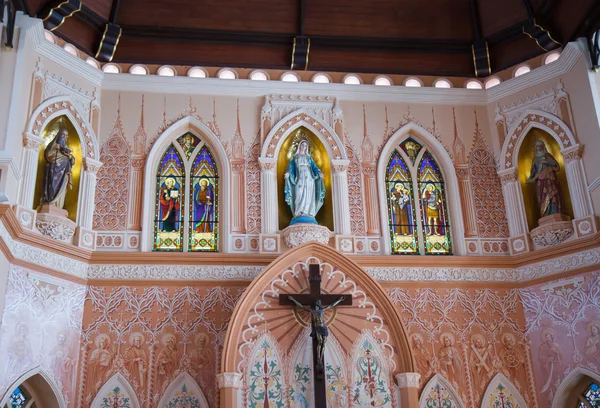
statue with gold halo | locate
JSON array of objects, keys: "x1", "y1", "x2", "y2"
[
  {"x1": 41, "y1": 122, "x2": 76, "y2": 210},
  {"x1": 284, "y1": 139, "x2": 325, "y2": 225},
  {"x1": 526, "y1": 140, "x2": 563, "y2": 218}
]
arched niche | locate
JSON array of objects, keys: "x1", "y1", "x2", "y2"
[
  {"x1": 221, "y1": 241, "x2": 414, "y2": 376},
  {"x1": 551, "y1": 367, "x2": 600, "y2": 408},
  {"x1": 498, "y1": 109, "x2": 594, "y2": 245},
  {"x1": 244, "y1": 332, "x2": 287, "y2": 407},
  {"x1": 141, "y1": 116, "x2": 231, "y2": 252},
  {"x1": 259, "y1": 109, "x2": 351, "y2": 236},
  {"x1": 90, "y1": 372, "x2": 140, "y2": 408},
  {"x1": 0, "y1": 367, "x2": 65, "y2": 408},
  {"x1": 377, "y1": 122, "x2": 466, "y2": 255},
  {"x1": 517, "y1": 127, "x2": 574, "y2": 231},
  {"x1": 20, "y1": 96, "x2": 102, "y2": 230},
  {"x1": 351, "y1": 330, "x2": 394, "y2": 407},
  {"x1": 419, "y1": 373, "x2": 465, "y2": 408},
  {"x1": 481, "y1": 373, "x2": 528, "y2": 408},
  {"x1": 157, "y1": 372, "x2": 209, "y2": 408}
]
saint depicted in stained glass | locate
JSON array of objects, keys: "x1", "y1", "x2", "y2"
[
  {"x1": 399, "y1": 137, "x2": 422, "y2": 164},
  {"x1": 154, "y1": 145, "x2": 184, "y2": 251},
  {"x1": 386, "y1": 152, "x2": 417, "y2": 254},
  {"x1": 176, "y1": 132, "x2": 200, "y2": 160},
  {"x1": 190, "y1": 146, "x2": 218, "y2": 251},
  {"x1": 418, "y1": 152, "x2": 451, "y2": 254}
]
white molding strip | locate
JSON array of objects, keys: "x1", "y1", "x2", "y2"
[
  {"x1": 589, "y1": 175, "x2": 600, "y2": 192},
  {"x1": 19, "y1": 13, "x2": 586, "y2": 106}
]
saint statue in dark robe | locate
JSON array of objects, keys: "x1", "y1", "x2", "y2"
[
  {"x1": 41, "y1": 127, "x2": 76, "y2": 209},
  {"x1": 389, "y1": 182, "x2": 412, "y2": 235},
  {"x1": 159, "y1": 178, "x2": 180, "y2": 232},
  {"x1": 526, "y1": 140, "x2": 564, "y2": 218},
  {"x1": 194, "y1": 179, "x2": 215, "y2": 232}
]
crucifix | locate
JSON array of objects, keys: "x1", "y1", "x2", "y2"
[{"x1": 279, "y1": 263, "x2": 352, "y2": 408}]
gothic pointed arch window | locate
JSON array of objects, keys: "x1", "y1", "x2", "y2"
[
  {"x1": 385, "y1": 140, "x2": 452, "y2": 255},
  {"x1": 576, "y1": 382, "x2": 600, "y2": 407},
  {"x1": 153, "y1": 132, "x2": 220, "y2": 252}
]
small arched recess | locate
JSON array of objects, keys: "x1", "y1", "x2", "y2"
[
  {"x1": 377, "y1": 122, "x2": 466, "y2": 255},
  {"x1": 141, "y1": 116, "x2": 230, "y2": 252},
  {"x1": 0, "y1": 367, "x2": 65, "y2": 408},
  {"x1": 552, "y1": 367, "x2": 600, "y2": 408}
]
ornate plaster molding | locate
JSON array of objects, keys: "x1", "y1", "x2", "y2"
[
  {"x1": 216, "y1": 372, "x2": 243, "y2": 389},
  {"x1": 396, "y1": 372, "x2": 421, "y2": 389},
  {"x1": 35, "y1": 212, "x2": 76, "y2": 242},
  {"x1": 281, "y1": 224, "x2": 331, "y2": 248},
  {"x1": 530, "y1": 221, "x2": 574, "y2": 247},
  {"x1": 87, "y1": 264, "x2": 263, "y2": 280}
]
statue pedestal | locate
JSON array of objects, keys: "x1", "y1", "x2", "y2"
[
  {"x1": 35, "y1": 204, "x2": 77, "y2": 242},
  {"x1": 530, "y1": 213, "x2": 573, "y2": 248},
  {"x1": 281, "y1": 224, "x2": 331, "y2": 248}
]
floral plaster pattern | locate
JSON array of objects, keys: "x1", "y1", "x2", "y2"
[
  {"x1": 520, "y1": 271, "x2": 600, "y2": 406},
  {"x1": 345, "y1": 135, "x2": 366, "y2": 236},
  {"x1": 86, "y1": 265, "x2": 263, "y2": 280},
  {"x1": 388, "y1": 287, "x2": 535, "y2": 407},
  {"x1": 245, "y1": 130, "x2": 262, "y2": 235},
  {"x1": 0, "y1": 265, "x2": 86, "y2": 407},
  {"x1": 79, "y1": 284, "x2": 243, "y2": 407},
  {"x1": 93, "y1": 110, "x2": 131, "y2": 231}
]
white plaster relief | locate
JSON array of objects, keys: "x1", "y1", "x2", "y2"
[
  {"x1": 43, "y1": 74, "x2": 91, "y2": 120},
  {"x1": 87, "y1": 264, "x2": 263, "y2": 280}
]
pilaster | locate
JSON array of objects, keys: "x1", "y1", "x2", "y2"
[
  {"x1": 78, "y1": 157, "x2": 102, "y2": 229},
  {"x1": 455, "y1": 165, "x2": 478, "y2": 237},
  {"x1": 361, "y1": 161, "x2": 380, "y2": 235},
  {"x1": 332, "y1": 160, "x2": 351, "y2": 235},
  {"x1": 217, "y1": 372, "x2": 243, "y2": 408},
  {"x1": 396, "y1": 372, "x2": 421, "y2": 408},
  {"x1": 127, "y1": 155, "x2": 145, "y2": 230},
  {"x1": 231, "y1": 160, "x2": 247, "y2": 234},
  {"x1": 259, "y1": 158, "x2": 277, "y2": 234},
  {"x1": 18, "y1": 132, "x2": 44, "y2": 208}
]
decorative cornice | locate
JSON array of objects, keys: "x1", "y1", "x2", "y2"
[{"x1": 87, "y1": 264, "x2": 262, "y2": 280}]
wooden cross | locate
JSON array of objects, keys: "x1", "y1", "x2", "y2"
[{"x1": 279, "y1": 263, "x2": 352, "y2": 408}]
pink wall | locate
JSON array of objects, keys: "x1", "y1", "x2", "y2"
[{"x1": 0, "y1": 265, "x2": 86, "y2": 407}]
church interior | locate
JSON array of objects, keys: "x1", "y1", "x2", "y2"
[{"x1": 1, "y1": 0, "x2": 600, "y2": 407}]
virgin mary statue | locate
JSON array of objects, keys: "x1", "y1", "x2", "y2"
[{"x1": 284, "y1": 140, "x2": 326, "y2": 225}]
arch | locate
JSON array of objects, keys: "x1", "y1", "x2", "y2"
[
  {"x1": 90, "y1": 372, "x2": 140, "y2": 408},
  {"x1": 351, "y1": 330, "x2": 393, "y2": 407},
  {"x1": 157, "y1": 372, "x2": 209, "y2": 408},
  {"x1": 141, "y1": 115, "x2": 231, "y2": 251},
  {"x1": 245, "y1": 332, "x2": 286, "y2": 408},
  {"x1": 551, "y1": 367, "x2": 600, "y2": 408},
  {"x1": 500, "y1": 109, "x2": 578, "y2": 171},
  {"x1": 0, "y1": 366, "x2": 65, "y2": 408},
  {"x1": 377, "y1": 122, "x2": 466, "y2": 255},
  {"x1": 221, "y1": 242, "x2": 414, "y2": 375},
  {"x1": 481, "y1": 373, "x2": 528, "y2": 408},
  {"x1": 419, "y1": 373, "x2": 465, "y2": 408},
  {"x1": 25, "y1": 96, "x2": 100, "y2": 160},
  {"x1": 260, "y1": 108, "x2": 347, "y2": 161}
]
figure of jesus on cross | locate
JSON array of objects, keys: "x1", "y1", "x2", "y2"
[{"x1": 279, "y1": 263, "x2": 352, "y2": 408}]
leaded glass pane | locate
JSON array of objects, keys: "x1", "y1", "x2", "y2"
[
  {"x1": 9, "y1": 387, "x2": 27, "y2": 408},
  {"x1": 399, "y1": 137, "x2": 423, "y2": 165},
  {"x1": 386, "y1": 152, "x2": 418, "y2": 254},
  {"x1": 585, "y1": 383, "x2": 600, "y2": 406},
  {"x1": 189, "y1": 146, "x2": 219, "y2": 252},
  {"x1": 418, "y1": 151, "x2": 452, "y2": 254},
  {"x1": 154, "y1": 145, "x2": 185, "y2": 251}
]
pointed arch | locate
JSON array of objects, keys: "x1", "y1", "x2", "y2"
[
  {"x1": 260, "y1": 108, "x2": 347, "y2": 161},
  {"x1": 245, "y1": 332, "x2": 286, "y2": 408},
  {"x1": 351, "y1": 330, "x2": 393, "y2": 407},
  {"x1": 0, "y1": 366, "x2": 65, "y2": 408},
  {"x1": 386, "y1": 151, "x2": 418, "y2": 254},
  {"x1": 157, "y1": 372, "x2": 209, "y2": 408},
  {"x1": 552, "y1": 367, "x2": 600, "y2": 408},
  {"x1": 142, "y1": 116, "x2": 231, "y2": 251},
  {"x1": 90, "y1": 372, "x2": 140, "y2": 408},
  {"x1": 377, "y1": 122, "x2": 466, "y2": 255},
  {"x1": 500, "y1": 109, "x2": 578, "y2": 171},
  {"x1": 481, "y1": 373, "x2": 528, "y2": 408},
  {"x1": 419, "y1": 373, "x2": 465, "y2": 408}
]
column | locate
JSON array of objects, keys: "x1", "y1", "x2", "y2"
[
  {"x1": 332, "y1": 160, "x2": 351, "y2": 235},
  {"x1": 231, "y1": 160, "x2": 247, "y2": 234},
  {"x1": 78, "y1": 158, "x2": 102, "y2": 229},
  {"x1": 127, "y1": 155, "x2": 145, "y2": 230},
  {"x1": 396, "y1": 372, "x2": 420, "y2": 408},
  {"x1": 361, "y1": 161, "x2": 380, "y2": 235},
  {"x1": 499, "y1": 170, "x2": 527, "y2": 237},
  {"x1": 455, "y1": 165, "x2": 478, "y2": 237},
  {"x1": 563, "y1": 146, "x2": 592, "y2": 219},
  {"x1": 217, "y1": 372, "x2": 243, "y2": 408},
  {"x1": 259, "y1": 158, "x2": 278, "y2": 234},
  {"x1": 18, "y1": 132, "x2": 44, "y2": 208}
]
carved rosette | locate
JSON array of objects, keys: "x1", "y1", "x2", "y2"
[
  {"x1": 530, "y1": 221, "x2": 574, "y2": 247},
  {"x1": 281, "y1": 224, "x2": 331, "y2": 248},
  {"x1": 35, "y1": 213, "x2": 77, "y2": 241}
]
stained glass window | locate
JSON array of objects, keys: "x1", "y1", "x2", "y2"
[
  {"x1": 189, "y1": 146, "x2": 219, "y2": 251},
  {"x1": 584, "y1": 383, "x2": 600, "y2": 406},
  {"x1": 386, "y1": 152, "x2": 418, "y2": 254},
  {"x1": 154, "y1": 145, "x2": 185, "y2": 251},
  {"x1": 399, "y1": 137, "x2": 422, "y2": 165},
  {"x1": 9, "y1": 387, "x2": 27, "y2": 408},
  {"x1": 418, "y1": 152, "x2": 452, "y2": 254}
]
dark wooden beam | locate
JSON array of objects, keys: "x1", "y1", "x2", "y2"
[
  {"x1": 469, "y1": 0, "x2": 491, "y2": 76},
  {"x1": 108, "y1": 0, "x2": 120, "y2": 23}
]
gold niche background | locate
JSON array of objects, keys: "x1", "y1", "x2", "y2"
[
  {"x1": 277, "y1": 127, "x2": 334, "y2": 230},
  {"x1": 518, "y1": 128, "x2": 574, "y2": 230},
  {"x1": 33, "y1": 115, "x2": 83, "y2": 222}
]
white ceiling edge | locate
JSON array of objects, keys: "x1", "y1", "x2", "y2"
[{"x1": 17, "y1": 12, "x2": 586, "y2": 106}]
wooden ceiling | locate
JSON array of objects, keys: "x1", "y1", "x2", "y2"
[{"x1": 19, "y1": 0, "x2": 600, "y2": 77}]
